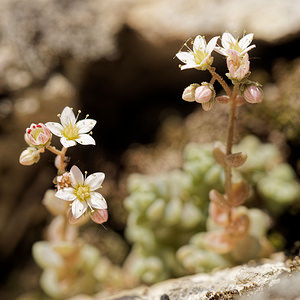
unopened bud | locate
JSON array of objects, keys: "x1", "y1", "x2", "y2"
[
  {"x1": 19, "y1": 147, "x2": 41, "y2": 166},
  {"x1": 90, "y1": 209, "x2": 108, "y2": 224},
  {"x1": 195, "y1": 85, "x2": 213, "y2": 104},
  {"x1": 243, "y1": 85, "x2": 263, "y2": 103},
  {"x1": 182, "y1": 83, "x2": 200, "y2": 102},
  {"x1": 226, "y1": 50, "x2": 250, "y2": 81},
  {"x1": 225, "y1": 152, "x2": 247, "y2": 168},
  {"x1": 25, "y1": 123, "x2": 52, "y2": 148}
]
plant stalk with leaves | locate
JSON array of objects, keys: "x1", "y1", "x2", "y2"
[{"x1": 176, "y1": 32, "x2": 263, "y2": 253}]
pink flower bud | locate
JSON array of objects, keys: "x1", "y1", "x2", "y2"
[
  {"x1": 25, "y1": 123, "x2": 52, "y2": 147},
  {"x1": 90, "y1": 209, "x2": 108, "y2": 224},
  {"x1": 195, "y1": 85, "x2": 213, "y2": 103},
  {"x1": 182, "y1": 83, "x2": 200, "y2": 102},
  {"x1": 19, "y1": 147, "x2": 41, "y2": 165},
  {"x1": 243, "y1": 85, "x2": 263, "y2": 103},
  {"x1": 226, "y1": 50, "x2": 250, "y2": 81}
]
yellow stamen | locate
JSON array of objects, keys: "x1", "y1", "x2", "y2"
[
  {"x1": 74, "y1": 185, "x2": 90, "y2": 202},
  {"x1": 62, "y1": 123, "x2": 79, "y2": 140}
]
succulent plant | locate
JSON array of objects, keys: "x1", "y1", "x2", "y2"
[{"x1": 124, "y1": 136, "x2": 300, "y2": 284}]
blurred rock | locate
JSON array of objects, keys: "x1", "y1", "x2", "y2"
[
  {"x1": 0, "y1": 0, "x2": 299, "y2": 90},
  {"x1": 0, "y1": 0, "x2": 135, "y2": 81},
  {"x1": 127, "y1": 0, "x2": 300, "y2": 44}
]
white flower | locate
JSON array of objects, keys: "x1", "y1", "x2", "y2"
[
  {"x1": 176, "y1": 35, "x2": 219, "y2": 70},
  {"x1": 214, "y1": 32, "x2": 256, "y2": 57},
  {"x1": 46, "y1": 106, "x2": 96, "y2": 148},
  {"x1": 55, "y1": 165, "x2": 107, "y2": 219}
]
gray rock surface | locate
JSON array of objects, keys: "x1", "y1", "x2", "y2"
[{"x1": 68, "y1": 254, "x2": 300, "y2": 300}]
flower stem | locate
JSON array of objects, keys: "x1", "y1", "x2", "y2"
[
  {"x1": 224, "y1": 83, "x2": 239, "y2": 201},
  {"x1": 46, "y1": 145, "x2": 62, "y2": 156},
  {"x1": 208, "y1": 67, "x2": 232, "y2": 97},
  {"x1": 46, "y1": 145, "x2": 68, "y2": 173}
]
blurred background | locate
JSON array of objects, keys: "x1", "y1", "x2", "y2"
[{"x1": 1, "y1": 0, "x2": 300, "y2": 299}]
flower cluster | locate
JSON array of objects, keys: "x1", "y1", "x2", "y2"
[
  {"x1": 176, "y1": 32, "x2": 263, "y2": 109},
  {"x1": 19, "y1": 106, "x2": 108, "y2": 225},
  {"x1": 19, "y1": 106, "x2": 96, "y2": 166}
]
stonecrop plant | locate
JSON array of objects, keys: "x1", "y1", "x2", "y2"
[
  {"x1": 176, "y1": 32, "x2": 263, "y2": 254},
  {"x1": 20, "y1": 106, "x2": 107, "y2": 223},
  {"x1": 19, "y1": 106, "x2": 114, "y2": 298}
]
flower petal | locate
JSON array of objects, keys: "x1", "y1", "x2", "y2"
[
  {"x1": 60, "y1": 106, "x2": 76, "y2": 127},
  {"x1": 206, "y1": 36, "x2": 219, "y2": 54},
  {"x1": 240, "y1": 44, "x2": 256, "y2": 56},
  {"x1": 60, "y1": 137, "x2": 77, "y2": 148},
  {"x1": 181, "y1": 62, "x2": 200, "y2": 70},
  {"x1": 45, "y1": 122, "x2": 64, "y2": 137},
  {"x1": 85, "y1": 172, "x2": 105, "y2": 191},
  {"x1": 72, "y1": 199, "x2": 87, "y2": 219},
  {"x1": 176, "y1": 52, "x2": 195, "y2": 65},
  {"x1": 214, "y1": 46, "x2": 228, "y2": 56},
  {"x1": 55, "y1": 188, "x2": 76, "y2": 201},
  {"x1": 221, "y1": 32, "x2": 236, "y2": 49},
  {"x1": 70, "y1": 165, "x2": 84, "y2": 186},
  {"x1": 193, "y1": 35, "x2": 206, "y2": 52},
  {"x1": 75, "y1": 134, "x2": 95, "y2": 145},
  {"x1": 88, "y1": 192, "x2": 107, "y2": 209},
  {"x1": 238, "y1": 33, "x2": 254, "y2": 50},
  {"x1": 76, "y1": 119, "x2": 97, "y2": 134}
]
